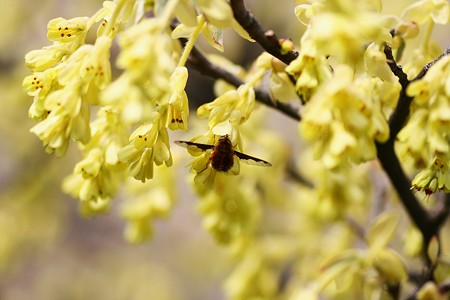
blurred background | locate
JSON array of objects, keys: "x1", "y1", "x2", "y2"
[{"x1": 0, "y1": 0, "x2": 447, "y2": 299}]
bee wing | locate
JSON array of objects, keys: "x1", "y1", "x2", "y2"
[
  {"x1": 174, "y1": 140, "x2": 214, "y2": 152},
  {"x1": 234, "y1": 151, "x2": 272, "y2": 167}
]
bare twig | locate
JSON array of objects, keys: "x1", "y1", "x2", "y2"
[
  {"x1": 383, "y1": 44, "x2": 413, "y2": 138},
  {"x1": 230, "y1": 0, "x2": 298, "y2": 65}
]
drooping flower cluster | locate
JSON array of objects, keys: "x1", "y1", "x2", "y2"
[
  {"x1": 294, "y1": 0, "x2": 392, "y2": 65},
  {"x1": 23, "y1": 17, "x2": 109, "y2": 156},
  {"x1": 22, "y1": 0, "x2": 188, "y2": 215},
  {"x1": 299, "y1": 64, "x2": 392, "y2": 169},
  {"x1": 62, "y1": 107, "x2": 128, "y2": 215},
  {"x1": 120, "y1": 162, "x2": 177, "y2": 243},
  {"x1": 398, "y1": 56, "x2": 450, "y2": 194},
  {"x1": 104, "y1": 16, "x2": 185, "y2": 183},
  {"x1": 283, "y1": 0, "x2": 405, "y2": 169}
]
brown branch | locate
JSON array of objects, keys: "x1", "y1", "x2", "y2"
[
  {"x1": 377, "y1": 45, "x2": 432, "y2": 246},
  {"x1": 383, "y1": 44, "x2": 412, "y2": 138},
  {"x1": 376, "y1": 140, "x2": 433, "y2": 242},
  {"x1": 230, "y1": 0, "x2": 298, "y2": 65}
]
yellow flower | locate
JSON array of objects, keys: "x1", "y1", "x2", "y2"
[
  {"x1": 23, "y1": 69, "x2": 59, "y2": 120},
  {"x1": 399, "y1": 56, "x2": 450, "y2": 168},
  {"x1": 196, "y1": 0, "x2": 253, "y2": 42},
  {"x1": 416, "y1": 282, "x2": 446, "y2": 300},
  {"x1": 121, "y1": 160, "x2": 177, "y2": 244},
  {"x1": 373, "y1": 249, "x2": 408, "y2": 286},
  {"x1": 285, "y1": 40, "x2": 332, "y2": 102},
  {"x1": 172, "y1": 15, "x2": 225, "y2": 52},
  {"x1": 298, "y1": 0, "x2": 391, "y2": 65},
  {"x1": 300, "y1": 65, "x2": 390, "y2": 168},
  {"x1": 47, "y1": 17, "x2": 89, "y2": 44},
  {"x1": 167, "y1": 67, "x2": 189, "y2": 130},
  {"x1": 198, "y1": 85, "x2": 255, "y2": 135},
  {"x1": 117, "y1": 19, "x2": 178, "y2": 84},
  {"x1": 22, "y1": 69, "x2": 57, "y2": 99},
  {"x1": 62, "y1": 107, "x2": 128, "y2": 212},
  {"x1": 401, "y1": 0, "x2": 450, "y2": 25},
  {"x1": 30, "y1": 87, "x2": 91, "y2": 156},
  {"x1": 63, "y1": 172, "x2": 111, "y2": 216},
  {"x1": 79, "y1": 36, "x2": 112, "y2": 90},
  {"x1": 24, "y1": 44, "x2": 68, "y2": 72},
  {"x1": 198, "y1": 180, "x2": 261, "y2": 244},
  {"x1": 119, "y1": 122, "x2": 173, "y2": 183},
  {"x1": 63, "y1": 147, "x2": 121, "y2": 206},
  {"x1": 412, "y1": 157, "x2": 450, "y2": 194}
]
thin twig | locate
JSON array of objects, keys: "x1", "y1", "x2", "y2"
[{"x1": 230, "y1": 0, "x2": 298, "y2": 65}]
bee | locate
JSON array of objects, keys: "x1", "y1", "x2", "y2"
[{"x1": 175, "y1": 134, "x2": 272, "y2": 174}]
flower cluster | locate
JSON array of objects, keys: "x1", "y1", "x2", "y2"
[
  {"x1": 285, "y1": 39, "x2": 332, "y2": 103},
  {"x1": 285, "y1": 0, "x2": 405, "y2": 169},
  {"x1": 22, "y1": 16, "x2": 99, "y2": 156},
  {"x1": 289, "y1": 211, "x2": 408, "y2": 299},
  {"x1": 22, "y1": 0, "x2": 137, "y2": 156},
  {"x1": 23, "y1": 0, "x2": 192, "y2": 211},
  {"x1": 62, "y1": 107, "x2": 127, "y2": 215},
  {"x1": 398, "y1": 56, "x2": 450, "y2": 193},
  {"x1": 103, "y1": 16, "x2": 185, "y2": 183},
  {"x1": 294, "y1": 0, "x2": 392, "y2": 65},
  {"x1": 299, "y1": 65, "x2": 392, "y2": 169},
  {"x1": 120, "y1": 162, "x2": 177, "y2": 243},
  {"x1": 22, "y1": 0, "x2": 146, "y2": 216}
]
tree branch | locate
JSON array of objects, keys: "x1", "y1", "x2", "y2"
[
  {"x1": 383, "y1": 44, "x2": 413, "y2": 138},
  {"x1": 376, "y1": 140, "x2": 433, "y2": 242},
  {"x1": 230, "y1": 0, "x2": 298, "y2": 65}
]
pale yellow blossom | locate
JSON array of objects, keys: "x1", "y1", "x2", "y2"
[{"x1": 47, "y1": 17, "x2": 89, "y2": 45}]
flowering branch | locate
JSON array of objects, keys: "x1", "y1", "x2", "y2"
[
  {"x1": 183, "y1": 39, "x2": 301, "y2": 121},
  {"x1": 229, "y1": 0, "x2": 298, "y2": 65},
  {"x1": 385, "y1": 45, "x2": 450, "y2": 138},
  {"x1": 377, "y1": 45, "x2": 450, "y2": 254}
]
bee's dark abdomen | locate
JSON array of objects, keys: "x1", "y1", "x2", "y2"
[{"x1": 210, "y1": 151, "x2": 234, "y2": 172}]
